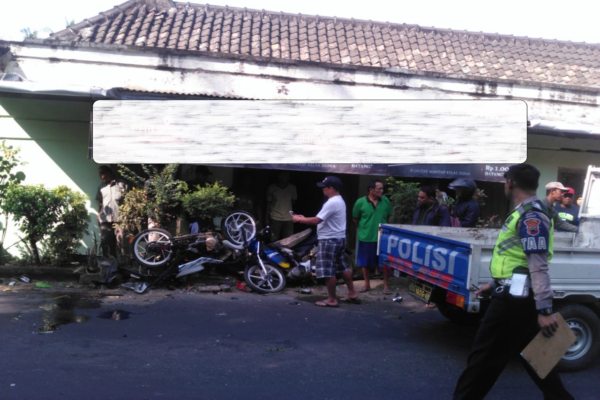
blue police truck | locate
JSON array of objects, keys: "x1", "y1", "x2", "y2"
[{"x1": 377, "y1": 167, "x2": 600, "y2": 371}]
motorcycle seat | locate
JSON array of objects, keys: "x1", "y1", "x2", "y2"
[
  {"x1": 293, "y1": 246, "x2": 314, "y2": 259},
  {"x1": 271, "y1": 228, "x2": 313, "y2": 249},
  {"x1": 277, "y1": 241, "x2": 316, "y2": 260}
]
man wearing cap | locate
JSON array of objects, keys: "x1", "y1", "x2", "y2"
[
  {"x1": 453, "y1": 163, "x2": 573, "y2": 399},
  {"x1": 556, "y1": 187, "x2": 580, "y2": 229},
  {"x1": 544, "y1": 182, "x2": 578, "y2": 232},
  {"x1": 292, "y1": 176, "x2": 358, "y2": 307}
]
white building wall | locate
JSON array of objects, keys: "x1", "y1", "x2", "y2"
[
  {"x1": 1, "y1": 43, "x2": 599, "y2": 259},
  {"x1": 6, "y1": 44, "x2": 600, "y2": 136}
]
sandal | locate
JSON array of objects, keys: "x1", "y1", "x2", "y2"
[{"x1": 315, "y1": 300, "x2": 339, "y2": 308}]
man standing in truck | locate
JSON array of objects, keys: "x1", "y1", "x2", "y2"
[
  {"x1": 453, "y1": 163, "x2": 573, "y2": 400},
  {"x1": 556, "y1": 187, "x2": 580, "y2": 228},
  {"x1": 544, "y1": 181, "x2": 578, "y2": 232}
]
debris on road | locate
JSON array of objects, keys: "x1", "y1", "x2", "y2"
[{"x1": 392, "y1": 295, "x2": 404, "y2": 303}]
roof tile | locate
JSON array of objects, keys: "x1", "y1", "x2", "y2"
[{"x1": 51, "y1": 0, "x2": 600, "y2": 89}]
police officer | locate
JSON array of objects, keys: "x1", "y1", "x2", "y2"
[{"x1": 453, "y1": 163, "x2": 573, "y2": 400}]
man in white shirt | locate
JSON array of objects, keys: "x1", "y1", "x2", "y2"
[
  {"x1": 266, "y1": 172, "x2": 297, "y2": 240},
  {"x1": 96, "y1": 165, "x2": 128, "y2": 258},
  {"x1": 292, "y1": 176, "x2": 358, "y2": 307}
]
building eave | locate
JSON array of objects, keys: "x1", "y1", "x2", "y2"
[
  {"x1": 6, "y1": 39, "x2": 600, "y2": 97},
  {"x1": 0, "y1": 80, "x2": 108, "y2": 99},
  {"x1": 3, "y1": 41, "x2": 599, "y2": 106},
  {"x1": 2, "y1": 41, "x2": 599, "y2": 136}
]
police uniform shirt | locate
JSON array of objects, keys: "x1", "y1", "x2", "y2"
[{"x1": 515, "y1": 197, "x2": 553, "y2": 310}]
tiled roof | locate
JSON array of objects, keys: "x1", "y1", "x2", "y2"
[
  {"x1": 50, "y1": 0, "x2": 600, "y2": 90},
  {"x1": 107, "y1": 87, "x2": 249, "y2": 99}
]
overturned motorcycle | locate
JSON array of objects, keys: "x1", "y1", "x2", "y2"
[
  {"x1": 128, "y1": 213, "x2": 318, "y2": 294},
  {"x1": 90, "y1": 211, "x2": 317, "y2": 294},
  {"x1": 242, "y1": 226, "x2": 317, "y2": 294},
  {"x1": 89, "y1": 211, "x2": 257, "y2": 293}
]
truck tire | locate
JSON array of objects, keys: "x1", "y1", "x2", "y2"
[
  {"x1": 436, "y1": 302, "x2": 482, "y2": 326},
  {"x1": 557, "y1": 304, "x2": 600, "y2": 372}
]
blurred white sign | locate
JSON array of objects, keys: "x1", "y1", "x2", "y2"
[{"x1": 92, "y1": 100, "x2": 527, "y2": 164}]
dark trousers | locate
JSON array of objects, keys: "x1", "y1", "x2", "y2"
[
  {"x1": 270, "y1": 219, "x2": 294, "y2": 241},
  {"x1": 100, "y1": 222, "x2": 117, "y2": 258},
  {"x1": 453, "y1": 290, "x2": 573, "y2": 400}
]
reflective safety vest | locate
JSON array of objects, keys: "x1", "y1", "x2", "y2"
[
  {"x1": 490, "y1": 201, "x2": 554, "y2": 279},
  {"x1": 557, "y1": 211, "x2": 575, "y2": 223}
]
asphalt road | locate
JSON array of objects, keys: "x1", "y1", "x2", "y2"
[{"x1": 0, "y1": 281, "x2": 597, "y2": 400}]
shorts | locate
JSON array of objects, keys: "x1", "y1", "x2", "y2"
[
  {"x1": 355, "y1": 241, "x2": 380, "y2": 270},
  {"x1": 315, "y1": 238, "x2": 349, "y2": 279}
]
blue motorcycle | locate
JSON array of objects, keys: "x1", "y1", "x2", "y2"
[{"x1": 242, "y1": 226, "x2": 317, "y2": 294}]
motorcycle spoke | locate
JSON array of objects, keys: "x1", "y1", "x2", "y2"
[
  {"x1": 248, "y1": 272, "x2": 264, "y2": 280},
  {"x1": 134, "y1": 231, "x2": 173, "y2": 266}
]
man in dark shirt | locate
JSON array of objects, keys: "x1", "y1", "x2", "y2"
[
  {"x1": 412, "y1": 185, "x2": 451, "y2": 227},
  {"x1": 448, "y1": 178, "x2": 480, "y2": 227},
  {"x1": 556, "y1": 187, "x2": 580, "y2": 227}
]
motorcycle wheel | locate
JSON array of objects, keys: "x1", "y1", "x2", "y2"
[
  {"x1": 244, "y1": 263, "x2": 286, "y2": 294},
  {"x1": 221, "y1": 211, "x2": 257, "y2": 246},
  {"x1": 132, "y1": 228, "x2": 174, "y2": 268}
]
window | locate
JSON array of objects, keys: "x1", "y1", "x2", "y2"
[{"x1": 557, "y1": 167, "x2": 586, "y2": 197}]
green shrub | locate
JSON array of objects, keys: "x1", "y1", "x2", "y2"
[
  {"x1": 385, "y1": 178, "x2": 421, "y2": 224},
  {"x1": 118, "y1": 187, "x2": 148, "y2": 234},
  {"x1": 0, "y1": 246, "x2": 15, "y2": 264},
  {"x1": 118, "y1": 164, "x2": 187, "y2": 228},
  {"x1": 117, "y1": 165, "x2": 236, "y2": 233},
  {"x1": 0, "y1": 141, "x2": 26, "y2": 207},
  {"x1": 3, "y1": 185, "x2": 88, "y2": 265},
  {"x1": 42, "y1": 186, "x2": 88, "y2": 265},
  {"x1": 182, "y1": 182, "x2": 236, "y2": 224},
  {"x1": 0, "y1": 141, "x2": 25, "y2": 261}
]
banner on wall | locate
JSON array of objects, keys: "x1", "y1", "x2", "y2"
[
  {"x1": 386, "y1": 164, "x2": 510, "y2": 182},
  {"x1": 225, "y1": 163, "x2": 510, "y2": 182}
]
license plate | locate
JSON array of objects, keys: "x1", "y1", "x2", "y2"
[
  {"x1": 408, "y1": 280, "x2": 433, "y2": 303},
  {"x1": 393, "y1": 269, "x2": 401, "y2": 278}
]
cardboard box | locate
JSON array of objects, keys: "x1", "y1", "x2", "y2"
[{"x1": 520, "y1": 313, "x2": 576, "y2": 379}]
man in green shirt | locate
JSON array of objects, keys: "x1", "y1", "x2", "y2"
[{"x1": 352, "y1": 179, "x2": 392, "y2": 294}]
